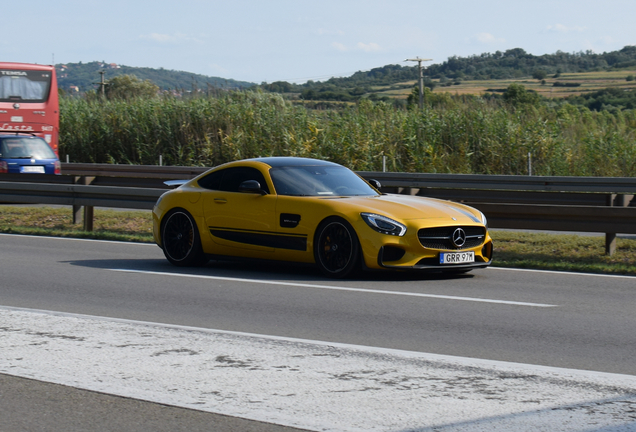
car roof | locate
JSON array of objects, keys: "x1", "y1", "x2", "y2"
[
  {"x1": 0, "y1": 133, "x2": 40, "y2": 140},
  {"x1": 248, "y1": 157, "x2": 341, "y2": 168}
]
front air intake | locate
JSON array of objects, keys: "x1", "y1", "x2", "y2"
[{"x1": 418, "y1": 226, "x2": 486, "y2": 250}]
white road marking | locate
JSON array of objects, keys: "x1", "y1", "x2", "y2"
[
  {"x1": 489, "y1": 265, "x2": 636, "y2": 280},
  {"x1": 4, "y1": 233, "x2": 633, "y2": 280},
  {"x1": 0, "y1": 232, "x2": 156, "y2": 245},
  {"x1": 1, "y1": 305, "x2": 634, "y2": 432},
  {"x1": 111, "y1": 268, "x2": 558, "y2": 307}
]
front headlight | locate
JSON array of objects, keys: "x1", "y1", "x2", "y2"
[{"x1": 361, "y1": 213, "x2": 407, "y2": 236}]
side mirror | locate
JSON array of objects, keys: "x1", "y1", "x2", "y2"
[
  {"x1": 238, "y1": 180, "x2": 267, "y2": 195},
  {"x1": 368, "y1": 179, "x2": 382, "y2": 190}
]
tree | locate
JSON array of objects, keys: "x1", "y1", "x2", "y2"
[
  {"x1": 261, "y1": 81, "x2": 295, "y2": 93},
  {"x1": 532, "y1": 69, "x2": 547, "y2": 80},
  {"x1": 105, "y1": 74, "x2": 159, "y2": 100},
  {"x1": 503, "y1": 83, "x2": 541, "y2": 106}
]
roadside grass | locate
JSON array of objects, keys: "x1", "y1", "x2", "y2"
[
  {"x1": 491, "y1": 230, "x2": 636, "y2": 276},
  {"x1": 1, "y1": 206, "x2": 635, "y2": 277},
  {"x1": 0, "y1": 205, "x2": 153, "y2": 243}
]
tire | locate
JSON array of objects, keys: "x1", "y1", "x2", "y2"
[
  {"x1": 314, "y1": 217, "x2": 360, "y2": 278},
  {"x1": 161, "y1": 209, "x2": 207, "y2": 267}
]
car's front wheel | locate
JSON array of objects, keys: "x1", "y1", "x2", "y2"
[
  {"x1": 161, "y1": 209, "x2": 207, "y2": 267},
  {"x1": 314, "y1": 217, "x2": 360, "y2": 278}
]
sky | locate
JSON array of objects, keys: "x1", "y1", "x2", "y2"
[{"x1": 3, "y1": 0, "x2": 635, "y2": 84}]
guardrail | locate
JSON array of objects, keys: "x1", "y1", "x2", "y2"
[
  {"x1": 0, "y1": 182, "x2": 164, "y2": 209},
  {"x1": 358, "y1": 171, "x2": 636, "y2": 255},
  {"x1": 1, "y1": 163, "x2": 635, "y2": 255},
  {"x1": 356, "y1": 171, "x2": 636, "y2": 193}
]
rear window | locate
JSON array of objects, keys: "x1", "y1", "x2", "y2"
[
  {"x1": 0, "y1": 137, "x2": 56, "y2": 159},
  {"x1": 0, "y1": 70, "x2": 51, "y2": 102}
]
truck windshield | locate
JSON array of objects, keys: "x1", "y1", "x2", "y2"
[{"x1": 0, "y1": 70, "x2": 51, "y2": 102}]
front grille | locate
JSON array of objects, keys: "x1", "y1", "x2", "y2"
[{"x1": 418, "y1": 226, "x2": 486, "y2": 250}]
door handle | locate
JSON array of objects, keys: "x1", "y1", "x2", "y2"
[{"x1": 214, "y1": 198, "x2": 227, "y2": 204}]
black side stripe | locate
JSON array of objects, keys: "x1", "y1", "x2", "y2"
[{"x1": 209, "y1": 227, "x2": 307, "y2": 251}]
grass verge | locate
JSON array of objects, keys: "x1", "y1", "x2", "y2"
[
  {"x1": 0, "y1": 205, "x2": 153, "y2": 243},
  {"x1": 1, "y1": 206, "x2": 635, "y2": 277},
  {"x1": 491, "y1": 230, "x2": 636, "y2": 276}
]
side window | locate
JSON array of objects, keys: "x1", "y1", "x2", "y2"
[
  {"x1": 197, "y1": 170, "x2": 223, "y2": 190},
  {"x1": 220, "y1": 167, "x2": 269, "y2": 193},
  {"x1": 198, "y1": 167, "x2": 269, "y2": 193}
]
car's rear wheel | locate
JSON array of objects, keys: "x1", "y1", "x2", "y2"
[
  {"x1": 314, "y1": 217, "x2": 360, "y2": 278},
  {"x1": 161, "y1": 209, "x2": 207, "y2": 266}
]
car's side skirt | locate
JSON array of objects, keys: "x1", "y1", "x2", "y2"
[{"x1": 209, "y1": 227, "x2": 307, "y2": 251}]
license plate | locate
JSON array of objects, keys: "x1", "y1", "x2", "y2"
[
  {"x1": 440, "y1": 251, "x2": 475, "y2": 264},
  {"x1": 21, "y1": 166, "x2": 45, "y2": 174}
]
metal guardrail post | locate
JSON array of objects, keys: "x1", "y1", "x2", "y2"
[
  {"x1": 84, "y1": 205, "x2": 94, "y2": 232},
  {"x1": 83, "y1": 176, "x2": 96, "y2": 232},
  {"x1": 605, "y1": 194, "x2": 627, "y2": 255},
  {"x1": 72, "y1": 176, "x2": 96, "y2": 231},
  {"x1": 72, "y1": 177, "x2": 80, "y2": 224}
]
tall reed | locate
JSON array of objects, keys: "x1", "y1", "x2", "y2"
[{"x1": 59, "y1": 91, "x2": 636, "y2": 176}]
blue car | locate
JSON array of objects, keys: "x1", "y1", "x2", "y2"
[{"x1": 0, "y1": 134, "x2": 61, "y2": 174}]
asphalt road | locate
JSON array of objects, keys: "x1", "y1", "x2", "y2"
[
  {"x1": 1, "y1": 233, "x2": 635, "y2": 430},
  {"x1": 0, "y1": 374, "x2": 309, "y2": 432}
]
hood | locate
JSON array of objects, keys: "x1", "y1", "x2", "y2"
[{"x1": 333, "y1": 194, "x2": 483, "y2": 224}]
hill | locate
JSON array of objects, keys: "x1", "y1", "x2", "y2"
[
  {"x1": 259, "y1": 46, "x2": 636, "y2": 104},
  {"x1": 56, "y1": 61, "x2": 255, "y2": 93},
  {"x1": 54, "y1": 47, "x2": 636, "y2": 109}
]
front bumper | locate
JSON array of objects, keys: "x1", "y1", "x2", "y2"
[
  {"x1": 359, "y1": 224, "x2": 493, "y2": 271},
  {"x1": 377, "y1": 244, "x2": 492, "y2": 271}
]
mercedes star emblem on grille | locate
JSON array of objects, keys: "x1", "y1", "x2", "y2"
[{"x1": 452, "y1": 228, "x2": 467, "y2": 248}]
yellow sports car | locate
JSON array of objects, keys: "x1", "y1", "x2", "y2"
[{"x1": 153, "y1": 157, "x2": 492, "y2": 278}]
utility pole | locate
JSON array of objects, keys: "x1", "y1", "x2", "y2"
[
  {"x1": 405, "y1": 57, "x2": 432, "y2": 109},
  {"x1": 93, "y1": 70, "x2": 107, "y2": 98}
]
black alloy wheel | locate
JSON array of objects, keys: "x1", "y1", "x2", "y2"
[
  {"x1": 314, "y1": 217, "x2": 360, "y2": 278},
  {"x1": 161, "y1": 209, "x2": 207, "y2": 266}
]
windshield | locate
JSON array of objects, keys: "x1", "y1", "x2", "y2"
[
  {"x1": 270, "y1": 165, "x2": 378, "y2": 197},
  {"x1": 0, "y1": 70, "x2": 51, "y2": 102},
  {"x1": 0, "y1": 137, "x2": 56, "y2": 159}
]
